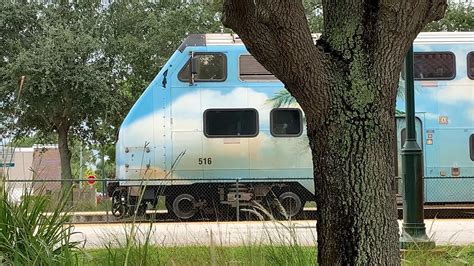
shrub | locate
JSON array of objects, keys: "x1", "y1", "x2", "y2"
[{"x1": 0, "y1": 188, "x2": 83, "y2": 265}]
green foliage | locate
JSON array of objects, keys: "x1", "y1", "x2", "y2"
[
  {"x1": 103, "y1": 1, "x2": 223, "y2": 119},
  {"x1": 0, "y1": 188, "x2": 82, "y2": 265},
  {"x1": 304, "y1": 0, "x2": 324, "y2": 33},
  {"x1": 1, "y1": 1, "x2": 223, "y2": 182},
  {"x1": 0, "y1": 2, "x2": 39, "y2": 70},
  {"x1": 2, "y1": 2, "x2": 116, "y2": 136},
  {"x1": 70, "y1": 140, "x2": 95, "y2": 179},
  {"x1": 425, "y1": 4, "x2": 474, "y2": 31},
  {"x1": 11, "y1": 132, "x2": 57, "y2": 147}
]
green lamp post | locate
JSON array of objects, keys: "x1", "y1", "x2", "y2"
[{"x1": 399, "y1": 44, "x2": 435, "y2": 248}]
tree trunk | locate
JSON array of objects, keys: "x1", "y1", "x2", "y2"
[
  {"x1": 306, "y1": 77, "x2": 399, "y2": 265},
  {"x1": 57, "y1": 123, "x2": 73, "y2": 195},
  {"x1": 221, "y1": 1, "x2": 447, "y2": 264}
]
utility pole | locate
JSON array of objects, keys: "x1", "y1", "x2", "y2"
[{"x1": 399, "y1": 44, "x2": 434, "y2": 248}]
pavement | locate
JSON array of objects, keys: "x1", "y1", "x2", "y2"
[{"x1": 70, "y1": 219, "x2": 474, "y2": 248}]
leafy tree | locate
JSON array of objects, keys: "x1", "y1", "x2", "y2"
[
  {"x1": 10, "y1": 133, "x2": 56, "y2": 148},
  {"x1": 304, "y1": 0, "x2": 323, "y2": 32},
  {"x1": 1, "y1": 2, "x2": 225, "y2": 190},
  {"x1": 0, "y1": 3, "x2": 39, "y2": 70},
  {"x1": 222, "y1": 0, "x2": 447, "y2": 264},
  {"x1": 0, "y1": 3, "x2": 40, "y2": 139},
  {"x1": 425, "y1": 3, "x2": 474, "y2": 31},
  {"x1": 1, "y1": 2, "x2": 121, "y2": 191}
]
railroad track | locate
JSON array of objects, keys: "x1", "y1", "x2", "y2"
[{"x1": 68, "y1": 205, "x2": 474, "y2": 224}]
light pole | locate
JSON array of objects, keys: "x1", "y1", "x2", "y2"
[{"x1": 399, "y1": 44, "x2": 434, "y2": 248}]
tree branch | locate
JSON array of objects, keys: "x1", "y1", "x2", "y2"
[
  {"x1": 222, "y1": 0, "x2": 330, "y2": 112},
  {"x1": 378, "y1": 0, "x2": 447, "y2": 36}
]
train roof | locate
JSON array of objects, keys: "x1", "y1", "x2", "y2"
[{"x1": 178, "y1": 32, "x2": 474, "y2": 51}]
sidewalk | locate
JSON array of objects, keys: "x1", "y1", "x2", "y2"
[{"x1": 71, "y1": 219, "x2": 474, "y2": 248}]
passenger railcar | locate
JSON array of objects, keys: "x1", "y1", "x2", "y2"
[{"x1": 109, "y1": 32, "x2": 474, "y2": 219}]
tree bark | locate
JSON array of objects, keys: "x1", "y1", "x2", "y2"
[
  {"x1": 57, "y1": 122, "x2": 73, "y2": 195},
  {"x1": 222, "y1": 0, "x2": 447, "y2": 265}
]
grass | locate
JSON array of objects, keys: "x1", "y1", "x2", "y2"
[
  {"x1": 69, "y1": 245, "x2": 474, "y2": 265},
  {"x1": 73, "y1": 198, "x2": 111, "y2": 212},
  {"x1": 402, "y1": 245, "x2": 474, "y2": 265},
  {"x1": 82, "y1": 245, "x2": 316, "y2": 265},
  {"x1": 1, "y1": 179, "x2": 473, "y2": 265},
  {"x1": 22, "y1": 190, "x2": 112, "y2": 212}
]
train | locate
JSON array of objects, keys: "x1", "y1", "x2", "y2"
[{"x1": 108, "y1": 32, "x2": 474, "y2": 220}]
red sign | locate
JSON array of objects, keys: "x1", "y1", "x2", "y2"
[{"x1": 87, "y1": 175, "x2": 96, "y2": 185}]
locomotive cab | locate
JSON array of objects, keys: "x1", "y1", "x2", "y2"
[{"x1": 111, "y1": 34, "x2": 315, "y2": 220}]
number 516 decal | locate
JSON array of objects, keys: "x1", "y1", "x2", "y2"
[{"x1": 198, "y1": 157, "x2": 212, "y2": 165}]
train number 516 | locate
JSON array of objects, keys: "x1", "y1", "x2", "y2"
[{"x1": 198, "y1": 157, "x2": 212, "y2": 165}]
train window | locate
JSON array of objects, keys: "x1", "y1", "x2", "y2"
[
  {"x1": 204, "y1": 109, "x2": 258, "y2": 138},
  {"x1": 239, "y1": 55, "x2": 278, "y2": 81},
  {"x1": 178, "y1": 53, "x2": 226, "y2": 82},
  {"x1": 414, "y1": 52, "x2": 455, "y2": 80},
  {"x1": 468, "y1": 52, "x2": 474, "y2": 80},
  {"x1": 470, "y1": 135, "x2": 474, "y2": 161},
  {"x1": 270, "y1": 109, "x2": 303, "y2": 137}
]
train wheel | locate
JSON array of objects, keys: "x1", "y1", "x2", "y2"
[
  {"x1": 172, "y1": 193, "x2": 198, "y2": 220},
  {"x1": 111, "y1": 189, "x2": 128, "y2": 218},
  {"x1": 277, "y1": 191, "x2": 304, "y2": 219}
]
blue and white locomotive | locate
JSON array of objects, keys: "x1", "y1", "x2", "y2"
[{"x1": 110, "y1": 32, "x2": 474, "y2": 219}]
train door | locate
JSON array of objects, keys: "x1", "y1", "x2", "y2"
[
  {"x1": 395, "y1": 117, "x2": 423, "y2": 198},
  {"x1": 169, "y1": 53, "x2": 206, "y2": 181}
]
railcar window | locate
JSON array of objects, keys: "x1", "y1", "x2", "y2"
[
  {"x1": 239, "y1": 55, "x2": 278, "y2": 81},
  {"x1": 270, "y1": 109, "x2": 303, "y2": 137},
  {"x1": 178, "y1": 53, "x2": 226, "y2": 82},
  {"x1": 470, "y1": 134, "x2": 474, "y2": 161},
  {"x1": 468, "y1": 52, "x2": 474, "y2": 80},
  {"x1": 204, "y1": 109, "x2": 258, "y2": 137},
  {"x1": 414, "y1": 52, "x2": 455, "y2": 80}
]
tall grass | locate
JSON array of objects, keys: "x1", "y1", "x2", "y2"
[
  {"x1": 0, "y1": 187, "x2": 83, "y2": 265},
  {"x1": 89, "y1": 200, "x2": 318, "y2": 266},
  {"x1": 402, "y1": 245, "x2": 474, "y2": 265}
]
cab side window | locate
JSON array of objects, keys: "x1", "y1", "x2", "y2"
[{"x1": 178, "y1": 53, "x2": 226, "y2": 82}]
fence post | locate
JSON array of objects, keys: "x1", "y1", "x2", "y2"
[
  {"x1": 236, "y1": 178, "x2": 240, "y2": 222},
  {"x1": 103, "y1": 178, "x2": 109, "y2": 223}
]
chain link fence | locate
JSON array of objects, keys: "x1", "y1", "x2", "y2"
[{"x1": 1, "y1": 177, "x2": 473, "y2": 223}]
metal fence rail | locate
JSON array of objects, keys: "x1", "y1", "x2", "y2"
[{"x1": 1, "y1": 177, "x2": 473, "y2": 223}]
